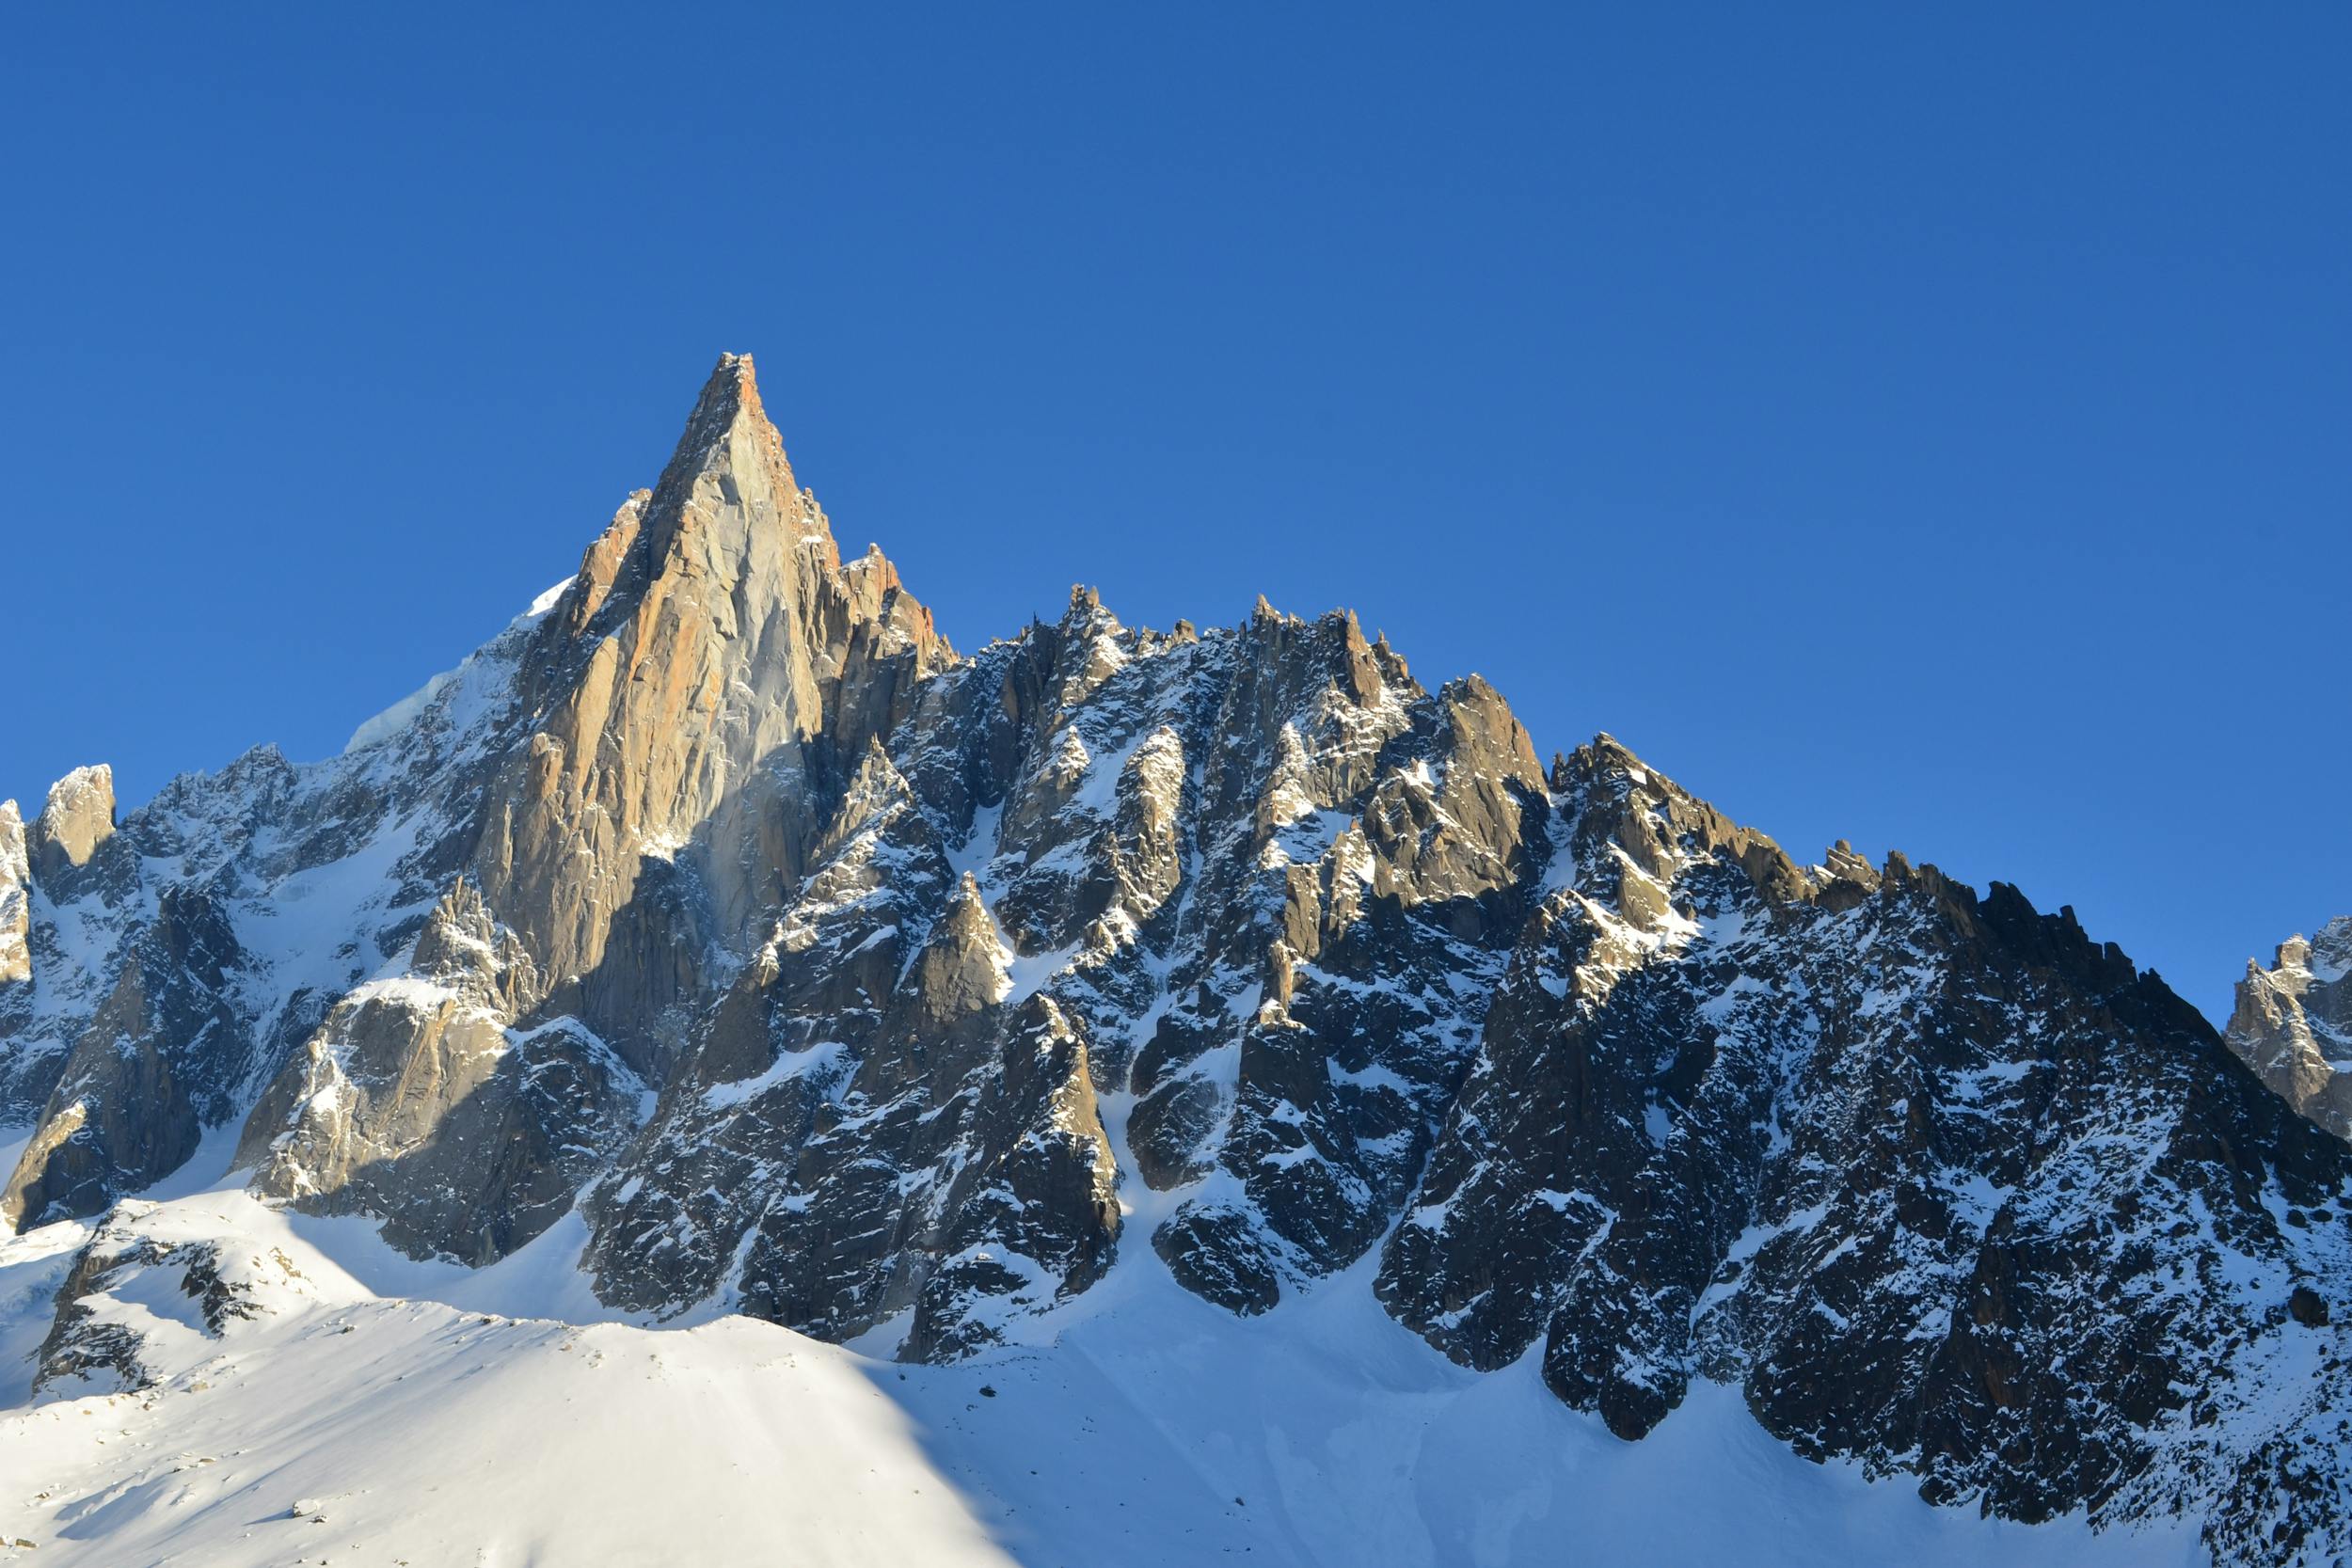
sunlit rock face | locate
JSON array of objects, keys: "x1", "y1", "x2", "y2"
[
  {"x1": 8, "y1": 354, "x2": 2351, "y2": 1564},
  {"x1": 0, "y1": 800, "x2": 32, "y2": 988},
  {"x1": 2228, "y1": 919, "x2": 2352, "y2": 1142},
  {"x1": 28, "y1": 765, "x2": 117, "y2": 890},
  {"x1": 474, "y1": 356, "x2": 951, "y2": 1080}
]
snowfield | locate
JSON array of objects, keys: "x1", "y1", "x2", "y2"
[{"x1": 0, "y1": 1137, "x2": 2202, "y2": 1568}]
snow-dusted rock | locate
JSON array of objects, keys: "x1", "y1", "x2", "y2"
[
  {"x1": 239, "y1": 879, "x2": 646, "y2": 1263},
  {"x1": 28, "y1": 764, "x2": 116, "y2": 892},
  {"x1": 2, "y1": 883, "x2": 255, "y2": 1229},
  {"x1": 2229, "y1": 917, "x2": 2352, "y2": 1141},
  {"x1": 0, "y1": 800, "x2": 29, "y2": 988},
  {"x1": 1393, "y1": 748, "x2": 2352, "y2": 1551}
]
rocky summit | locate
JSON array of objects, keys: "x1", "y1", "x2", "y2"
[
  {"x1": 2230, "y1": 919, "x2": 2352, "y2": 1144},
  {"x1": 5, "y1": 356, "x2": 2349, "y2": 1563}
]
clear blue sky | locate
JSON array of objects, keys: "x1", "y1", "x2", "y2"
[{"x1": 5, "y1": 7, "x2": 2345, "y2": 1022}]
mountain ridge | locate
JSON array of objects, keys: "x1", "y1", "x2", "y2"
[{"x1": 3, "y1": 354, "x2": 2347, "y2": 1564}]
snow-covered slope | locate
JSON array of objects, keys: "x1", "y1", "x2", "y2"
[{"x1": 0, "y1": 1137, "x2": 2198, "y2": 1568}]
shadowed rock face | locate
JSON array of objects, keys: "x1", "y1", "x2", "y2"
[
  {"x1": 2, "y1": 883, "x2": 253, "y2": 1229},
  {"x1": 7, "y1": 354, "x2": 2350, "y2": 1561},
  {"x1": 2228, "y1": 919, "x2": 2352, "y2": 1141},
  {"x1": 1379, "y1": 756, "x2": 2352, "y2": 1548}
]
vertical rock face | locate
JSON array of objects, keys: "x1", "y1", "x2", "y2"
[
  {"x1": 28, "y1": 765, "x2": 117, "y2": 891},
  {"x1": 579, "y1": 731, "x2": 1123, "y2": 1354},
  {"x1": 0, "y1": 800, "x2": 30, "y2": 988},
  {"x1": 1376, "y1": 754, "x2": 2352, "y2": 1556},
  {"x1": 0, "y1": 749, "x2": 298, "y2": 1140},
  {"x1": 2, "y1": 881, "x2": 254, "y2": 1230},
  {"x1": 2228, "y1": 919, "x2": 2352, "y2": 1140},
  {"x1": 230, "y1": 354, "x2": 954, "y2": 1262},
  {"x1": 237, "y1": 879, "x2": 645, "y2": 1263},
  {"x1": 7, "y1": 353, "x2": 2350, "y2": 1561},
  {"x1": 1376, "y1": 738, "x2": 1807, "y2": 1376},
  {"x1": 477, "y1": 355, "x2": 950, "y2": 1076}
]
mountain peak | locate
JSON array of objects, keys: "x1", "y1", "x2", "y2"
[
  {"x1": 0, "y1": 800, "x2": 27, "y2": 986},
  {"x1": 2313, "y1": 915, "x2": 2352, "y2": 979},
  {"x1": 30, "y1": 763, "x2": 115, "y2": 882},
  {"x1": 697, "y1": 349, "x2": 763, "y2": 426},
  {"x1": 562, "y1": 351, "x2": 827, "y2": 637},
  {"x1": 653, "y1": 351, "x2": 793, "y2": 501},
  {"x1": 2227, "y1": 913, "x2": 2352, "y2": 1141}
]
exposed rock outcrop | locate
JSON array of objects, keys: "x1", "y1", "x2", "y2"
[
  {"x1": 581, "y1": 757, "x2": 1120, "y2": 1356},
  {"x1": 222, "y1": 356, "x2": 954, "y2": 1261},
  {"x1": 35, "y1": 1212, "x2": 272, "y2": 1394},
  {"x1": 28, "y1": 764, "x2": 117, "y2": 892},
  {"x1": 2228, "y1": 918, "x2": 2352, "y2": 1141},
  {"x1": 0, "y1": 800, "x2": 29, "y2": 988},
  {"x1": 477, "y1": 353, "x2": 950, "y2": 1074},
  {"x1": 2, "y1": 884, "x2": 253, "y2": 1228},
  {"x1": 239, "y1": 879, "x2": 645, "y2": 1262}
]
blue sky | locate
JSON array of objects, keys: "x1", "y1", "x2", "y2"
[{"x1": 5, "y1": 7, "x2": 2345, "y2": 1022}]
